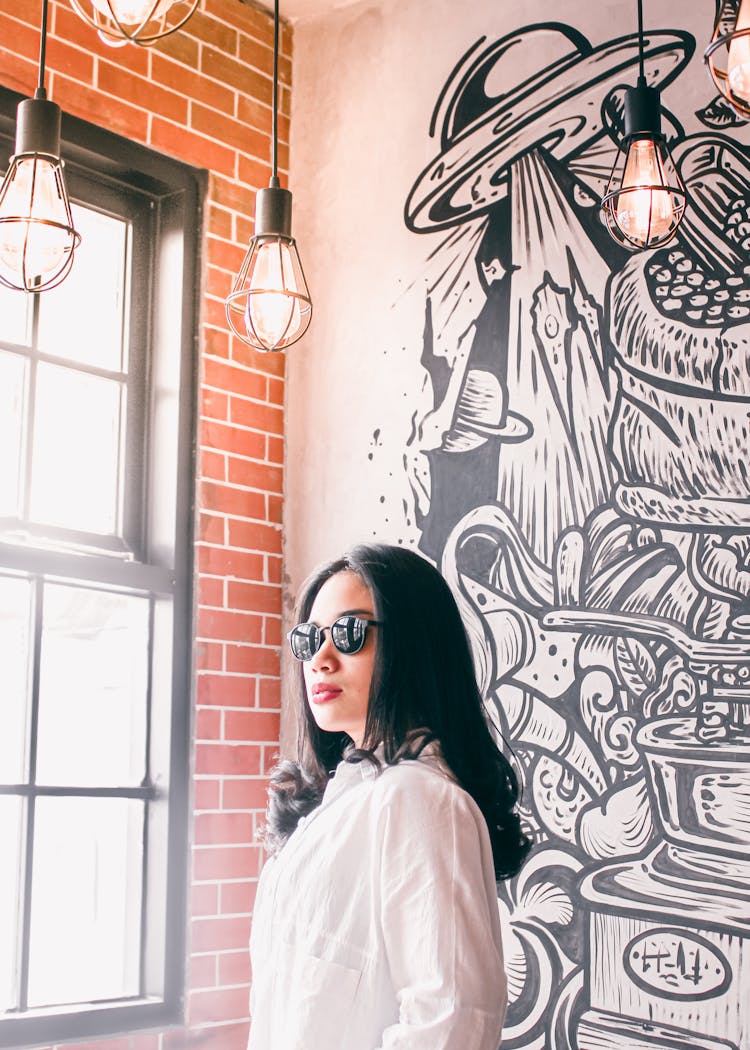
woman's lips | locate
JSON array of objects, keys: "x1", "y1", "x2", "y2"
[{"x1": 311, "y1": 684, "x2": 342, "y2": 704}]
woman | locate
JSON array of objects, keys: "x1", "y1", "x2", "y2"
[{"x1": 248, "y1": 543, "x2": 530, "y2": 1049}]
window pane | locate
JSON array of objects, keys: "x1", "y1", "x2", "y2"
[
  {"x1": 0, "y1": 574, "x2": 32, "y2": 782},
  {"x1": 0, "y1": 282, "x2": 31, "y2": 347},
  {"x1": 0, "y1": 351, "x2": 26, "y2": 519},
  {"x1": 0, "y1": 796, "x2": 23, "y2": 1013},
  {"x1": 37, "y1": 204, "x2": 128, "y2": 373},
  {"x1": 28, "y1": 797, "x2": 143, "y2": 1007},
  {"x1": 30, "y1": 362, "x2": 123, "y2": 534},
  {"x1": 36, "y1": 583, "x2": 149, "y2": 787}
]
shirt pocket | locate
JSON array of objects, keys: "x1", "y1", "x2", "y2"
[{"x1": 284, "y1": 951, "x2": 362, "y2": 1047}]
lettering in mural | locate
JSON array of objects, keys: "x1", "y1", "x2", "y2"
[{"x1": 390, "y1": 14, "x2": 750, "y2": 1050}]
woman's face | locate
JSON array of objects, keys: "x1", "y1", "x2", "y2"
[{"x1": 303, "y1": 570, "x2": 377, "y2": 747}]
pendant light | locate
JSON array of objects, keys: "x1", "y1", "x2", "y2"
[
  {"x1": 705, "y1": 0, "x2": 750, "y2": 118},
  {"x1": 68, "y1": 0, "x2": 198, "y2": 47},
  {"x1": 0, "y1": 0, "x2": 80, "y2": 292},
  {"x1": 600, "y1": 0, "x2": 686, "y2": 250},
  {"x1": 225, "y1": 0, "x2": 312, "y2": 353}
]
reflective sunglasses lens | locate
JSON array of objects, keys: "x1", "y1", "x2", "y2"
[
  {"x1": 289, "y1": 623, "x2": 320, "y2": 661},
  {"x1": 331, "y1": 615, "x2": 366, "y2": 655}
]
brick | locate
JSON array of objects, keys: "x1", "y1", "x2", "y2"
[
  {"x1": 207, "y1": 230, "x2": 248, "y2": 274},
  {"x1": 54, "y1": 73, "x2": 149, "y2": 142},
  {"x1": 204, "y1": 293, "x2": 232, "y2": 328},
  {"x1": 266, "y1": 555, "x2": 282, "y2": 585},
  {"x1": 226, "y1": 580, "x2": 280, "y2": 616},
  {"x1": 203, "y1": 324, "x2": 231, "y2": 360},
  {"x1": 202, "y1": 47, "x2": 272, "y2": 107},
  {"x1": 207, "y1": 262, "x2": 237, "y2": 299},
  {"x1": 204, "y1": 0, "x2": 271, "y2": 43},
  {"x1": 189, "y1": 986, "x2": 249, "y2": 1026},
  {"x1": 267, "y1": 435, "x2": 283, "y2": 464},
  {"x1": 268, "y1": 376, "x2": 284, "y2": 405},
  {"x1": 165, "y1": 1021, "x2": 249, "y2": 1050},
  {"x1": 197, "y1": 673, "x2": 255, "y2": 708},
  {"x1": 201, "y1": 421, "x2": 267, "y2": 463},
  {"x1": 189, "y1": 952, "x2": 217, "y2": 990},
  {"x1": 258, "y1": 677, "x2": 282, "y2": 710},
  {"x1": 198, "y1": 512, "x2": 226, "y2": 545},
  {"x1": 47, "y1": 35, "x2": 96, "y2": 84},
  {"x1": 218, "y1": 949, "x2": 252, "y2": 988},
  {"x1": 195, "y1": 811, "x2": 253, "y2": 846},
  {"x1": 193, "y1": 845, "x2": 261, "y2": 881},
  {"x1": 199, "y1": 480, "x2": 266, "y2": 520},
  {"x1": 197, "y1": 608, "x2": 263, "y2": 645},
  {"x1": 230, "y1": 337, "x2": 286, "y2": 377},
  {"x1": 204, "y1": 358, "x2": 268, "y2": 402},
  {"x1": 196, "y1": 707, "x2": 222, "y2": 741},
  {"x1": 191, "y1": 915, "x2": 252, "y2": 953},
  {"x1": 236, "y1": 153, "x2": 273, "y2": 192},
  {"x1": 222, "y1": 778, "x2": 269, "y2": 811},
  {"x1": 224, "y1": 709, "x2": 280, "y2": 742},
  {"x1": 151, "y1": 26, "x2": 199, "y2": 67},
  {"x1": 193, "y1": 778, "x2": 221, "y2": 810},
  {"x1": 185, "y1": 9, "x2": 238, "y2": 54},
  {"x1": 236, "y1": 94, "x2": 272, "y2": 138},
  {"x1": 198, "y1": 545, "x2": 264, "y2": 581},
  {"x1": 210, "y1": 174, "x2": 256, "y2": 214},
  {"x1": 220, "y1": 881, "x2": 254, "y2": 916},
  {"x1": 226, "y1": 457, "x2": 283, "y2": 495},
  {"x1": 201, "y1": 386, "x2": 229, "y2": 422},
  {"x1": 198, "y1": 576, "x2": 224, "y2": 609},
  {"x1": 227, "y1": 518, "x2": 281, "y2": 554},
  {"x1": 193, "y1": 101, "x2": 270, "y2": 158},
  {"x1": 198, "y1": 448, "x2": 226, "y2": 483},
  {"x1": 151, "y1": 51, "x2": 235, "y2": 114},
  {"x1": 195, "y1": 742, "x2": 262, "y2": 777},
  {"x1": 208, "y1": 204, "x2": 234, "y2": 241},
  {"x1": 264, "y1": 616, "x2": 282, "y2": 648},
  {"x1": 0, "y1": 13, "x2": 39, "y2": 62},
  {"x1": 228, "y1": 394, "x2": 282, "y2": 437},
  {"x1": 267, "y1": 493, "x2": 283, "y2": 524},
  {"x1": 98, "y1": 60, "x2": 188, "y2": 124},
  {"x1": 225, "y1": 644, "x2": 280, "y2": 677},
  {"x1": 150, "y1": 116, "x2": 234, "y2": 176},
  {"x1": 191, "y1": 882, "x2": 219, "y2": 918}
]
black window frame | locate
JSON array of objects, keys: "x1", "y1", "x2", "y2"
[{"x1": 0, "y1": 85, "x2": 204, "y2": 1048}]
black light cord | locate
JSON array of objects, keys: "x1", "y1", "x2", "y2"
[
  {"x1": 637, "y1": 0, "x2": 644, "y2": 82},
  {"x1": 272, "y1": 0, "x2": 279, "y2": 181},
  {"x1": 37, "y1": 0, "x2": 49, "y2": 97}
]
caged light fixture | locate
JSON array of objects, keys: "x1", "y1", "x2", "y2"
[
  {"x1": 225, "y1": 0, "x2": 312, "y2": 353},
  {"x1": 600, "y1": 0, "x2": 686, "y2": 250},
  {"x1": 705, "y1": 0, "x2": 750, "y2": 119},
  {"x1": 0, "y1": 0, "x2": 81, "y2": 292},
  {"x1": 67, "y1": 0, "x2": 199, "y2": 48}
]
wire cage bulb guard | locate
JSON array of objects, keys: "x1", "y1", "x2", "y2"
[
  {"x1": 600, "y1": 80, "x2": 686, "y2": 250},
  {"x1": 68, "y1": 0, "x2": 198, "y2": 47},
  {"x1": 225, "y1": 181, "x2": 312, "y2": 352},
  {"x1": 705, "y1": 0, "x2": 750, "y2": 118}
]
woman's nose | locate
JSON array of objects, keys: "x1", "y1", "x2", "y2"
[{"x1": 311, "y1": 630, "x2": 339, "y2": 670}]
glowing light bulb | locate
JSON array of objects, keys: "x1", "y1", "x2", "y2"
[
  {"x1": 615, "y1": 138, "x2": 676, "y2": 248},
  {"x1": 0, "y1": 156, "x2": 75, "y2": 287},
  {"x1": 727, "y1": 0, "x2": 750, "y2": 105},
  {"x1": 241, "y1": 238, "x2": 310, "y2": 351},
  {"x1": 90, "y1": 0, "x2": 174, "y2": 24}
]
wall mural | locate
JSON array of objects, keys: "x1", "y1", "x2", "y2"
[{"x1": 394, "y1": 15, "x2": 750, "y2": 1050}]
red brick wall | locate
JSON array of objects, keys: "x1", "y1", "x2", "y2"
[{"x1": 0, "y1": 2, "x2": 287, "y2": 1047}]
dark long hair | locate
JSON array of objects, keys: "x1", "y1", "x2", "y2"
[{"x1": 267, "y1": 543, "x2": 531, "y2": 879}]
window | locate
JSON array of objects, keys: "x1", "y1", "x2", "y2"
[{"x1": 0, "y1": 86, "x2": 203, "y2": 1047}]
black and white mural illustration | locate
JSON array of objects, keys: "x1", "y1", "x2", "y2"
[{"x1": 390, "y1": 13, "x2": 750, "y2": 1050}]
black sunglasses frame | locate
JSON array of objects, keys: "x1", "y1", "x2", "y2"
[{"x1": 287, "y1": 615, "x2": 381, "y2": 661}]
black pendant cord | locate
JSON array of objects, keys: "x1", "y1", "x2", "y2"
[
  {"x1": 37, "y1": 0, "x2": 49, "y2": 98},
  {"x1": 271, "y1": 0, "x2": 279, "y2": 182},
  {"x1": 637, "y1": 0, "x2": 645, "y2": 82}
]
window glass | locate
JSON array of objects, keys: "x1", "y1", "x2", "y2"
[
  {"x1": 30, "y1": 362, "x2": 123, "y2": 535},
  {"x1": 0, "y1": 350, "x2": 26, "y2": 519},
  {"x1": 0, "y1": 282, "x2": 31, "y2": 346},
  {"x1": 36, "y1": 583, "x2": 149, "y2": 787},
  {"x1": 28, "y1": 797, "x2": 144, "y2": 1006},
  {"x1": 37, "y1": 203, "x2": 128, "y2": 372}
]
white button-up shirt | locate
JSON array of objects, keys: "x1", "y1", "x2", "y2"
[{"x1": 248, "y1": 746, "x2": 507, "y2": 1049}]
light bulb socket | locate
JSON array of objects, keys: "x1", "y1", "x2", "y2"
[
  {"x1": 14, "y1": 96, "x2": 62, "y2": 157},
  {"x1": 254, "y1": 185, "x2": 292, "y2": 238},
  {"x1": 623, "y1": 81, "x2": 662, "y2": 140}
]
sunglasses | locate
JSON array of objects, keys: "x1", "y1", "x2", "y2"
[{"x1": 288, "y1": 615, "x2": 381, "y2": 661}]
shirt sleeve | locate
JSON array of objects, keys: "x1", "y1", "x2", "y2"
[{"x1": 374, "y1": 769, "x2": 508, "y2": 1050}]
